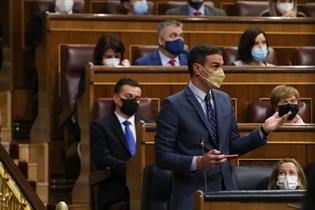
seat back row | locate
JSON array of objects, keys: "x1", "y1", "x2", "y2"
[{"x1": 33, "y1": 0, "x2": 315, "y2": 16}]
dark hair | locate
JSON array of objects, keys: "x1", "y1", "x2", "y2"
[
  {"x1": 93, "y1": 34, "x2": 125, "y2": 65},
  {"x1": 114, "y1": 78, "x2": 141, "y2": 94},
  {"x1": 188, "y1": 44, "x2": 222, "y2": 76},
  {"x1": 237, "y1": 27, "x2": 269, "y2": 63},
  {"x1": 120, "y1": 0, "x2": 129, "y2": 4}
]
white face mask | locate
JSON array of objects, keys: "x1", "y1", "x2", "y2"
[
  {"x1": 276, "y1": 2, "x2": 294, "y2": 14},
  {"x1": 102, "y1": 58, "x2": 120, "y2": 67},
  {"x1": 55, "y1": 0, "x2": 74, "y2": 14},
  {"x1": 276, "y1": 175, "x2": 299, "y2": 190}
]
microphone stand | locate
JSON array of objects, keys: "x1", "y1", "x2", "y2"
[{"x1": 201, "y1": 138, "x2": 208, "y2": 194}]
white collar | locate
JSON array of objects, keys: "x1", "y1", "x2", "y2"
[
  {"x1": 115, "y1": 112, "x2": 135, "y2": 125},
  {"x1": 188, "y1": 4, "x2": 205, "y2": 16},
  {"x1": 158, "y1": 50, "x2": 180, "y2": 66}
]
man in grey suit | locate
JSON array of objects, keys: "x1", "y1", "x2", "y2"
[
  {"x1": 155, "y1": 44, "x2": 290, "y2": 210},
  {"x1": 166, "y1": 0, "x2": 226, "y2": 16}
]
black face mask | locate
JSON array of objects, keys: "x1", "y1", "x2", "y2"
[
  {"x1": 278, "y1": 103, "x2": 299, "y2": 121},
  {"x1": 119, "y1": 98, "x2": 139, "y2": 116}
]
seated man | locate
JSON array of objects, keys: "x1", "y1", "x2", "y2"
[
  {"x1": 90, "y1": 78, "x2": 144, "y2": 210},
  {"x1": 166, "y1": 0, "x2": 226, "y2": 16},
  {"x1": 135, "y1": 20, "x2": 188, "y2": 66},
  {"x1": 120, "y1": 0, "x2": 150, "y2": 15}
]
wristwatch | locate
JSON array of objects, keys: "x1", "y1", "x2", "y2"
[{"x1": 260, "y1": 126, "x2": 269, "y2": 137}]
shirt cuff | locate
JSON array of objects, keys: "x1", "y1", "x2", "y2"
[{"x1": 191, "y1": 156, "x2": 198, "y2": 171}]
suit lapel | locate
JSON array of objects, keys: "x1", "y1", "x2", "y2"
[
  {"x1": 184, "y1": 86, "x2": 218, "y2": 147},
  {"x1": 110, "y1": 113, "x2": 131, "y2": 155},
  {"x1": 204, "y1": 5, "x2": 211, "y2": 15},
  {"x1": 185, "y1": 86, "x2": 207, "y2": 127},
  {"x1": 154, "y1": 51, "x2": 163, "y2": 65},
  {"x1": 179, "y1": 53, "x2": 187, "y2": 65},
  {"x1": 184, "y1": 5, "x2": 189, "y2": 15}
]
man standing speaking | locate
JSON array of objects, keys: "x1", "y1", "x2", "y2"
[{"x1": 155, "y1": 44, "x2": 289, "y2": 210}]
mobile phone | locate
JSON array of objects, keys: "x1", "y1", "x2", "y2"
[{"x1": 222, "y1": 154, "x2": 239, "y2": 160}]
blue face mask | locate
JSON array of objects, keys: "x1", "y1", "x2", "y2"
[
  {"x1": 164, "y1": 39, "x2": 184, "y2": 56},
  {"x1": 251, "y1": 47, "x2": 268, "y2": 62},
  {"x1": 132, "y1": 1, "x2": 149, "y2": 15}
]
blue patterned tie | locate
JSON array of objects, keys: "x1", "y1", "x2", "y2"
[
  {"x1": 205, "y1": 93, "x2": 217, "y2": 142},
  {"x1": 123, "y1": 121, "x2": 136, "y2": 156}
]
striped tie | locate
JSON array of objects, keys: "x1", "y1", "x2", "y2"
[{"x1": 205, "y1": 93, "x2": 217, "y2": 142}]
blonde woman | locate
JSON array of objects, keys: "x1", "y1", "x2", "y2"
[
  {"x1": 260, "y1": 0, "x2": 306, "y2": 17},
  {"x1": 268, "y1": 158, "x2": 307, "y2": 190}
]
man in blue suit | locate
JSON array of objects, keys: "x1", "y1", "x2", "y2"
[
  {"x1": 135, "y1": 20, "x2": 188, "y2": 66},
  {"x1": 166, "y1": 0, "x2": 226, "y2": 16},
  {"x1": 155, "y1": 44, "x2": 290, "y2": 210}
]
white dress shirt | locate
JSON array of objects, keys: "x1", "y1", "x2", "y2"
[
  {"x1": 159, "y1": 50, "x2": 180, "y2": 66},
  {"x1": 115, "y1": 112, "x2": 137, "y2": 143}
]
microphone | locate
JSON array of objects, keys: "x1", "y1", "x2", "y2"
[{"x1": 200, "y1": 138, "x2": 208, "y2": 194}]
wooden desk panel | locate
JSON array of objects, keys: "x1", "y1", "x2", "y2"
[
  {"x1": 32, "y1": 65, "x2": 315, "y2": 144},
  {"x1": 70, "y1": 65, "x2": 315, "y2": 207},
  {"x1": 194, "y1": 191, "x2": 304, "y2": 210},
  {"x1": 86, "y1": 0, "x2": 314, "y2": 11},
  {"x1": 32, "y1": 13, "x2": 315, "y2": 143}
]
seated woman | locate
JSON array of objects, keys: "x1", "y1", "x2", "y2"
[
  {"x1": 260, "y1": 0, "x2": 306, "y2": 17},
  {"x1": 233, "y1": 27, "x2": 274, "y2": 66},
  {"x1": 270, "y1": 85, "x2": 305, "y2": 124},
  {"x1": 93, "y1": 34, "x2": 130, "y2": 66},
  {"x1": 268, "y1": 158, "x2": 307, "y2": 190}
]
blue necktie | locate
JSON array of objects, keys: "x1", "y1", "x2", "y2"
[
  {"x1": 205, "y1": 93, "x2": 217, "y2": 142},
  {"x1": 123, "y1": 121, "x2": 136, "y2": 156}
]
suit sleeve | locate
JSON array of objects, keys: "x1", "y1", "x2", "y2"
[
  {"x1": 90, "y1": 120, "x2": 125, "y2": 176},
  {"x1": 228, "y1": 102, "x2": 267, "y2": 155},
  {"x1": 155, "y1": 99, "x2": 193, "y2": 174},
  {"x1": 134, "y1": 58, "x2": 141, "y2": 65}
]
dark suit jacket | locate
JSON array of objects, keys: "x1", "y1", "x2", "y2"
[
  {"x1": 90, "y1": 113, "x2": 142, "y2": 209},
  {"x1": 134, "y1": 50, "x2": 188, "y2": 66},
  {"x1": 166, "y1": 4, "x2": 226, "y2": 16},
  {"x1": 28, "y1": 8, "x2": 80, "y2": 48},
  {"x1": 155, "y1": 85, "x2": 267, "y2": 210}
]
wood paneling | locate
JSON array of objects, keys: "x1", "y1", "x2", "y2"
[
  {"x1": 193, "y1": 191, "x2": 303, "y2": 210},
  {"x1": 86, "y1": 0, "x2": 314, "y2": 11},
  {"x1": 0, "y1": 91, "x2": 12, "y2": 142},
  {"x1": 33, "y1": 15, "x2": 315, "y2": 144},
  {"x1": 70, "y1": 65, "x2": 315, "y2": 207}
]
